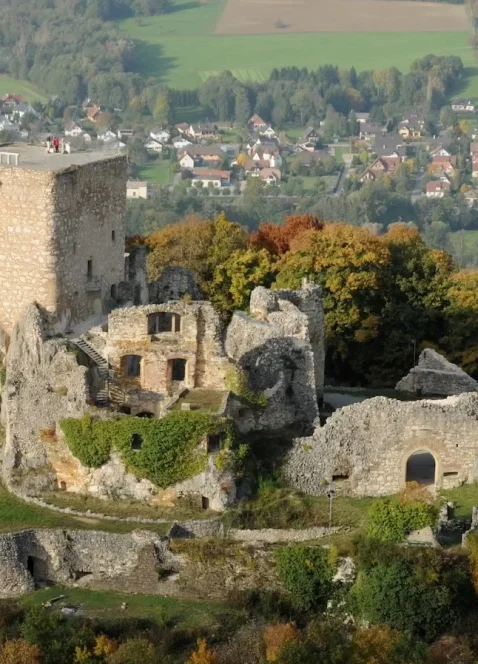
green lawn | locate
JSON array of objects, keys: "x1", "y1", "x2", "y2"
[
  {"x1": 441, "y1": 482, "x2": 478, "y2": 520},
  {"x1": 447, "y1": 229, "x2": 478, "y2": 267},
  {"x1": 0, "y1": 75, "x2": 48, "y2": 103},
  {"x1": 0, "y1": 484, "x2": 170, "y2": 535},
  {"x1": 119, "y1": 3, "x2": 476, "y2": 92},
  {"x1": 137, "y1": 161, "x2": 174, "y2": 185},
  {"x1": 20, "y1": 586, "x2": 227, "y2": 628}
]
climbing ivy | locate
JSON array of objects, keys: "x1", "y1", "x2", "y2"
[
  {"x1": 59, "y1": 412, "x2": 226, "y2": 488},
  {"x1": 225, "y1": 366, "x2": 268, "y2": 408}
]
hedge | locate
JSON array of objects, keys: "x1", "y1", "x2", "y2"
[
  {"x1": 367, "y1": 498, "x2": 437, "y2": 543},
  {"x1": 59, "y1": 411, "x2": 229, "y2": 488}
]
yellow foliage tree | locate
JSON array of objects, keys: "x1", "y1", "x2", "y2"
[
  {"x1": 94, "y1": 635, "x2": 118, "y2": 657},
  {"x1": 187, "y1": 638, "x2": 218, "y2": 664},
  {"x1": 263, "y1": 623, "x2": 299, "y2": 662},
  {"x1": 349, "y1": 625, "x2": 402, "y2": 664},
  {"x1": 0, "y1": 639, "x2": 42, "y2": 664}
]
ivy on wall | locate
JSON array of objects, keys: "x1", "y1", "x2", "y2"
[
  {"x1": 225, "y1": 366, "x2": 268, "y2": 408},
  {"x1": 59, "y1": 411, "x2": 226, "y2": 488}
]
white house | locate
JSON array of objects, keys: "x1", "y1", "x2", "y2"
[
  {"x1": 126, "y1": 180, "x2": 151, "y2": 200},
  {"x1": 150, "y1": 128, "x2": 170, "y2": 143},
  {"x1": 64, "y1": 121, "x2": 83, "y2": 137},
  {"x1": 97, "y1": 129, "x2": 117, "y2": 143},
  {"x1": 259, "y1": 168, "x2": 281, "y2": 184},
  {"x1": 260, "y1": 125, "x2": 278, "y2": 140},
  {"x1": 191, "y1": 168, "x2": 230, "y2": 188},
  {"x1": 179, "y1": 153, "x2": 195, "y2": 169},
  {"x1": 144, "y1": 139, "x2": 164, "y2": 154},
  {"x1": 173, "y1": 137, "x2": 193, "y2": 149},
  {"x1": 464, "y1": 190, "x2": 478, "y2": 207},
  {"x1": 0, "y1": 115, "x2": 15, "y2": 131},
  {"x1": 11, "y1": 102, "x2": 38, "y2": 120},
  {"x1": 451, "y1": 100, "x2": 476, "y2": 113}
]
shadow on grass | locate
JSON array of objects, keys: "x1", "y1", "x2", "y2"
[
  {"x1": 169, "y1": 1, "x2": 202, "y2": 12},
  {"x1": 450, "y1": 65, "x2": 478, "y2": 98},
  {"x1": 132, "y1": 40, "x2": 178, "y2": 81}
]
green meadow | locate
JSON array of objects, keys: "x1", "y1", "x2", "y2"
[
  {"x1": 0, "y1": 75, "x2": 48, "y2": 103},
  {"x1": 119, "y1": 0, "x2": 478, "y2": 93}
]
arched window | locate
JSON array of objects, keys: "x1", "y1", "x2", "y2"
[
  {"x1": 122, "y1": 355, "x2": 141, "y2": 378},
  {"x1": 406, "y1": 450, "x2": 436, "y2": 486}
]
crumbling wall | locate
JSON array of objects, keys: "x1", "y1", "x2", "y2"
[
  {"x1": 149, "y1": 266, "x2": 203, "y2": 303},
  {"x1": 225, "y1": 283, "x2": 325, "y2": 433},
  {"x1": 285, "y1": 393, "x2": 478, "y2": 496},
  {"x1": 396, "y1": 349, "x2": 478, "y2": 397},
  {"x1": 2, "y1": 305, "x2": 89, "y2": 494},
  {"x1": 0, "y1": 529, "x2": 176, "y2": 598}
]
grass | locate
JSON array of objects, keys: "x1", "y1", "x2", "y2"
[
  {"x1": 0, "y1": 75, "x2": 48, "y2": 103},
  {"x1": 441, "y1": 482, "x2": 478, "y2": 520},
  {"x1": 0, "y1": 484, "x2": 170, "y2": 535},
  {"x1": 447, "y1": 229, "x2": 478, "y2": 267},
  {"x1": 137, "y1": 161, "x2": 174, "y2": 185},
  {"x1": 20, "y1": 586, "x2": 227, "y2": 629},
  {"x1": 44, "y1": 490, "x2": 215, "y2": 522},
  {"x1": 171, "y1": 389, "x2": 227, "y2": 413},
  {"x1": 119, "y1": 3, "x2": 476, "y2": 91}
]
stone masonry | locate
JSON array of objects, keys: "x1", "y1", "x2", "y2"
[
  {"x1": 396, "y1": 348, "x2": 478, "y2": 397},
  {"x1": 0, "y1": 145, "x2": 127, "y2": 335},
  {"x1": 285, "y1": 393, "x2": 478, "y2": 496}
]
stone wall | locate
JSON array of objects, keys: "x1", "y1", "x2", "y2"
[
  {"x1": 396, "y1": 349, "x2": 478, "y2": 397},
  {"x1": 0, "y1": 156, "x2": 127, "y2": 336},
  {"x1": 285, "y1": 394, "x2": 478, "y2": 496},
  {"x1": 0, "y1": 528, "x2": 176, "y2": 598},
  {"x1": 225, "y1": 282, "x2": 325, "y2": 433},
  {"x1": 106, "y1": 301, "x2": 228, "y2": 402}
]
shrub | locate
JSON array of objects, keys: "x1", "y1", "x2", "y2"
[
  {"x1": 225, "y1": 366, "x2": 268, "y2": 408},
  {"x1": 60, "y1": 412, "x2": 232, "y2": 488},
  {"x1": 350, "y1": 551, "x2": 475, "y2": 642},
  {"x1": 263, "y1": 623, "x2": 299, "y2": 662},
  {"x1": 367, "y1": 498, "x2": 437, "y2": 543},
  {"x1": 275, "y1": 546, "x2": 335, "y2": 611}
]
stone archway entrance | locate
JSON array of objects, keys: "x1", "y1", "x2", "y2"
[{"x1": 406, "y1": 450, "x2": 436, "y2": 486}]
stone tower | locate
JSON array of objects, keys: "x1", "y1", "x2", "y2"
[{"x1": 0, "y1": 144, "x2": 127, "y2": 334}]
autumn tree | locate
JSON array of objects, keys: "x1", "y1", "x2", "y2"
[
  {"x1": 250, "y1": 214, "x2": 324, "y2": 256},
  {"x1": 187, "y1": 638, "x2": 218, "y2": 664},
  {"x1": 106, "y1": 638, "x2": 157, "y2": 664},
  {"x1": 0, "y1": 639, "x2": 41, "y2": 664},
  {"x1": 263, "y1": 623, "x2": 299, "y2": 662},
  {"x1": 443, "y1": 270, "x2": 478, "y2": 376}
]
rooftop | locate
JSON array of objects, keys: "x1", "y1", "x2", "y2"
[{"x1": 0, "y1": 143, "x2": 122, "y2": 172}]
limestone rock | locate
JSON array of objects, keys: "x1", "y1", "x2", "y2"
[{"x1": 396, "y1": 349, "x2": 478, "y2": 397}]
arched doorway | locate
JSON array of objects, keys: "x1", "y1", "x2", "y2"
[{"x1": 406, "y1": 450, "x2": 436, "y2": 486}]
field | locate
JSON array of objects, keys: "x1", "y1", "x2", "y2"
[
  {"x1": 137, "y1": 161, "x2": 174, "y2": 185},
  {"x1": 0, "y1": 75, "x2": 48, "y2": 103},
  {"x1": 119, "y1": 0, "x2": 477, "y2": 93}
]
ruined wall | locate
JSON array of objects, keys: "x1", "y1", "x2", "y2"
[
  {"x1": 0, "y1": 157, "x2": 127, "y2": 335},
  {"x1": 0, "y1": 529, "x2": 175, "y2": 598},
  {"x1": 2, "y1": 305, "x2": 90, "y2": 494},
  {"x1": 225, "y1": 283, "x2": 325, "y2": 433},
  {"x1": 396, "y1": 348, "x2": 478, "y2": 397},
  {"x1": 285, "y1": 394, "x2": 478, "y2": 496},
  {"x1": 106, "y1": 302, "x2": 228, "y2": 400}
]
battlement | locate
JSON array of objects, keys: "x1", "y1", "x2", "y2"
[{"x1": 0, "y1": 143, "x2": 119, "y2": 172}]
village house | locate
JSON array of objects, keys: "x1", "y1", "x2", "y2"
[
  {"x1": 249, "y1": 114, "x2": 268, "y2": 132},
  {"x1": 426, "y1": 180, "x2": 450, "y2": 198},
  {"x1": 85, "y1": 105, "x2": 102, "y2": 123},
  {"x1": 360, "y1": 156, "x2": 400, "y2": 182},
  {"x1": 260, "y1": 125, "x2": 278, "y2": 140},
  {"x1": 191, "y1": 168, "x2": 231, "y2": 188},
  {"x1": 398, "y1": 118, "x2": 424, "y2": 140},
  {"x1": 97, "y1": 129, "x2": 117, "y2": 143},
  {"x1": 464, "y1": 189, "x2": 478, "y2": 207},
  {"x1": 64, "y1": 121, "x2": 83, "y2": 138},
  {"x1": 150, "y1": 128, "x2": 171, "y2": 143},
  {"x1": 451, "y1": 99, "x2": 476, "y2": 113},
  {"x1": 429, "y1": 155, "x2": 457, "y2": 175},
  {"x1": 293, "y1": 150, "x2": 331, "y2": 168},
  {"x1": 355, "y1": 112, "x2": 370, "y2": 125},
  {"x1": 175, "y1": 122, "x2": 190, "y2": 135},
  {"x1": 144, "y1": 139, "x2": 163, "y2": 154},
  {"x1": 430, "y1": 145, "x2": 451, "y2": 158},
  {"x1": 360, "y1": 123, "x2": 387, "y2": 141},
  {"x1": 0, "y1": 94, "x2": 22, "y2": 109},
  {"x1": 126, "y1": 180, "x2": 151, "y2": 200},
  {"x1": 259, "y1": 168, "x2": 281, "y2": 184},
  {"x1": 372, "y1": 134, "x2": 406, "y2": 160},
  {"x1": 173, "y1": 137, "x2": 193, "y2": 150},
  {"x1": 252, "y1": 147, "x2": 282, "y2": 168},
  {"x1": 0, "y1": 115, "x2": 16, "y2": 132},
  {"x1": 117, "y1": 128, "x2": 134, "y2": 140},
  {"x1": 187, "y1": 123, "x2": 217, "y2": 139},
  {"x1": 11, "y1": 102, "x2": 38, "y2": 120},
  {"x1": 178, "y1": 145, "x2": 224, "y2": 169}
]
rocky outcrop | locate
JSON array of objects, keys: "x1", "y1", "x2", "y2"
[
  {"x1": 0, "y1": 528, "x2": 177, "y2": 598},
  {"x1": 285, "y1": 393, "x2": 478, "y2": 496},
  {"x1": 2, "y1": 305, "x2": 89, "y2": 493},
  {"x1": 396, "y1": 349, "x2": 478, "y2": 397},
  {"x1": 225, "y1": 282, "x2": 325, "y2": 433}
]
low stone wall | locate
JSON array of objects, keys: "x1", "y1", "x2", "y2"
[{"x1": 228, "y1": 526, "x2": 344, "y2": 544}]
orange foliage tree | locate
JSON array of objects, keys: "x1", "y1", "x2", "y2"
[
  {"x1": 250, "y1": 214, "x2": 324, "y2": 256},
  {"x1": 263, "y1": 623, "x2": 299, "y2": 662},
  {"x1": 186, "y1": 638, "x2": 218, "y2": 664},
  {"x1": 0, "y1": 639, "x2": 41, "y2": 664}
]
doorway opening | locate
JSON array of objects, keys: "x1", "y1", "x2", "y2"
[{"x1": 406, "y1": 450, "x2": 436, "y2": 486}]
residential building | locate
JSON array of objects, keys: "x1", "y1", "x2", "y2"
[
  {"x1": 430, "y1": 145, "x2": 451, "y2": 158},
  {"x1": 372, "y1": 134, "x2": 406, "y2": 159},
  {"x1": 188, "y1": 123, "x2": 217, "y2": 139},
  {"x1": 97, "y1": 129, "x2": 117, "y2": 143},
  {"x1": 429, "y1": 155, "x2": 457, "y2": 174},
  {"x1": 464, "y1": 190, "x2": 478, "y2": 207},
  {"x1": 191, "y1": 168, "x2": 231, "y2": 187},
  {"x1": 175, "y1": 122, "x2": 190, "y2": 135},
  {"x1": 144, "y1": 139, "x2": 164, "y2": 154},
  {"x1": 259, "y1": 168, "x2": 281, "y2": 184},
  {"x1": 260, "y1": 125, "x2": 278, "y2": 140},
  {"x1": 126, "y1": 180, "x2": 151, "y2": 200},
  {"x1": 359, "y1": 123, "x2": 386, "y2": 140},
  {"x1": 64, "y1": 121, "x2": 83, "y2": 137},
  {"x1": 178, "y1": 145, "x2": 224, "y2": 167},
  {"x1": 173, "y1": 137, "x2": 193, "y2": 150},
  {"x1": 249, "y1": 114, "x2": 268, "y2": 131},
  {"x1": 426, "y1": 181, "x2": 450, "y2": 198},
  {"x1": 355, "y1": 112, "x2": 370, "y2": 124},
  {"x1": 117, "y1": 128, "x2": 134, "y2": 140},
  {"x1": 451, "y1": 100, "x2": 476, "y2": 113},
  {"x1": 85, "y1": 105, "x2": 102, "y2": 123},
  {"x1": 150, "y1": 128, "x2": 171, "y2": 143}
]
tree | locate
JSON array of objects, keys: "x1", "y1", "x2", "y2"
[
  {"x1": 250, "y1": 214, "x2": 324, "y2": 256},
  {"x1": 234, "y1": 87, "x2": 251, "y2": 125},
  {"x1": 0, "y1": 640, "x2": 41, "y2": 664},
  {"x1": 106, "y1": 639, "x2": 157, "y2": 664},
  {"x1": 154, "y1": 89, "x2": 172, "y2": 124},
  {"x1": 263, "y1": 624, "x2": 299, "y2": 662},
  {"x1": 187, "y1": 639, "x2": 218, "y2": 664},
  {"x1": 275, "y1": 546, "x2": 334, "y2": 611}
]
